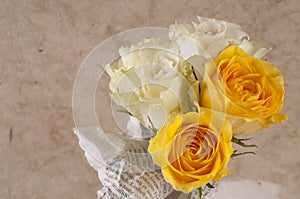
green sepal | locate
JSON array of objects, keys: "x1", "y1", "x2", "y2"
[
  {"x1": 231, "y1": 136, "x2": 257, "y2": 148},
  {"x1": 206, "y1": 182, "x2": 215, "y2": 189},
  {"x1": 231, "y1": 149, "x2": 256, "y2": 158}
]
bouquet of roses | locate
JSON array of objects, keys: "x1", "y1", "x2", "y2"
[{"x1": 75, "y1": 16, "x2": 287, "y2": 199}]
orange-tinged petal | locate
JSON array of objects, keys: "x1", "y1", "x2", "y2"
[
  {"x1": 200, "y1": 45, "x2": 287, "y2": 135},
  {"x1": 148, "y1": 108, "x2": 233, "y2": 193}
]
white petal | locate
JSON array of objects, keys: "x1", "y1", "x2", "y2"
[
  {"x1": 126, "y1": 116, "x2": 143, "y2": 137},
  {"x1": 239, "y1": 40, "x2": 272, "y2": 59}
]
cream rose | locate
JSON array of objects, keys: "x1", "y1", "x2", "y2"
[
  {"x1": 169, "y1": 16, "x2": 249, "y2": 59},
  {"x1": 106, "y1": 38, "x2": 199, "y2": 129}
]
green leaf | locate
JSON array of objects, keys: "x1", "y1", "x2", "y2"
[
  {"x1": 206, "y1": 183, "x2": 214, "y2": 189},
  {"x1": 198, "y1": 187, "x2": 202, "y2": 199},
  {"x1": 231, "y1": 136, "x2": 257, "y2": 148},
  {"x1": 231, "y1": 150, "x2": 256, "y2": 158},
  {"x1": 116, "y1": 109, "x2": 133, "y2": 116}
]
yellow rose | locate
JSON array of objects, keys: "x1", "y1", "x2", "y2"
[
  {"x1": 148, "y1": 109, "x2": 233, "y2": 193},
  {"x1": 200, "y1": 45, "x2": 287, "y2": 135}
]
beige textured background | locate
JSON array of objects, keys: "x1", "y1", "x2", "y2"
[{"x1": 1, "y1": 0, "x2": 299, "y2": 198}]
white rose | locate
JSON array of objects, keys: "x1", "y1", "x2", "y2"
[
  {"x1": 106, "y1": 38, "x2": 199, "y2": 130},
  {"x1": 169, "y1": 16, "x2": 249, "y2": 59},
  {"x1": 238, "y1": 39, "x2": 271, "y2": 59},
  {"x1": 168, "y1": 17, "x2": 272, "y2": 75}
]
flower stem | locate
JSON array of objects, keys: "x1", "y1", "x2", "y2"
[
  {"x1": 147, "y1": 116, "x2": 158, "y2": 134},
  {"x1": 198, "y1": 187, "x2": 202, "y2": 199}
]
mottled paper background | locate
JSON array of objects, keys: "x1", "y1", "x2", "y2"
[{"x1": 1, "y1": 0, "x2": 299, "y2": 198}]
